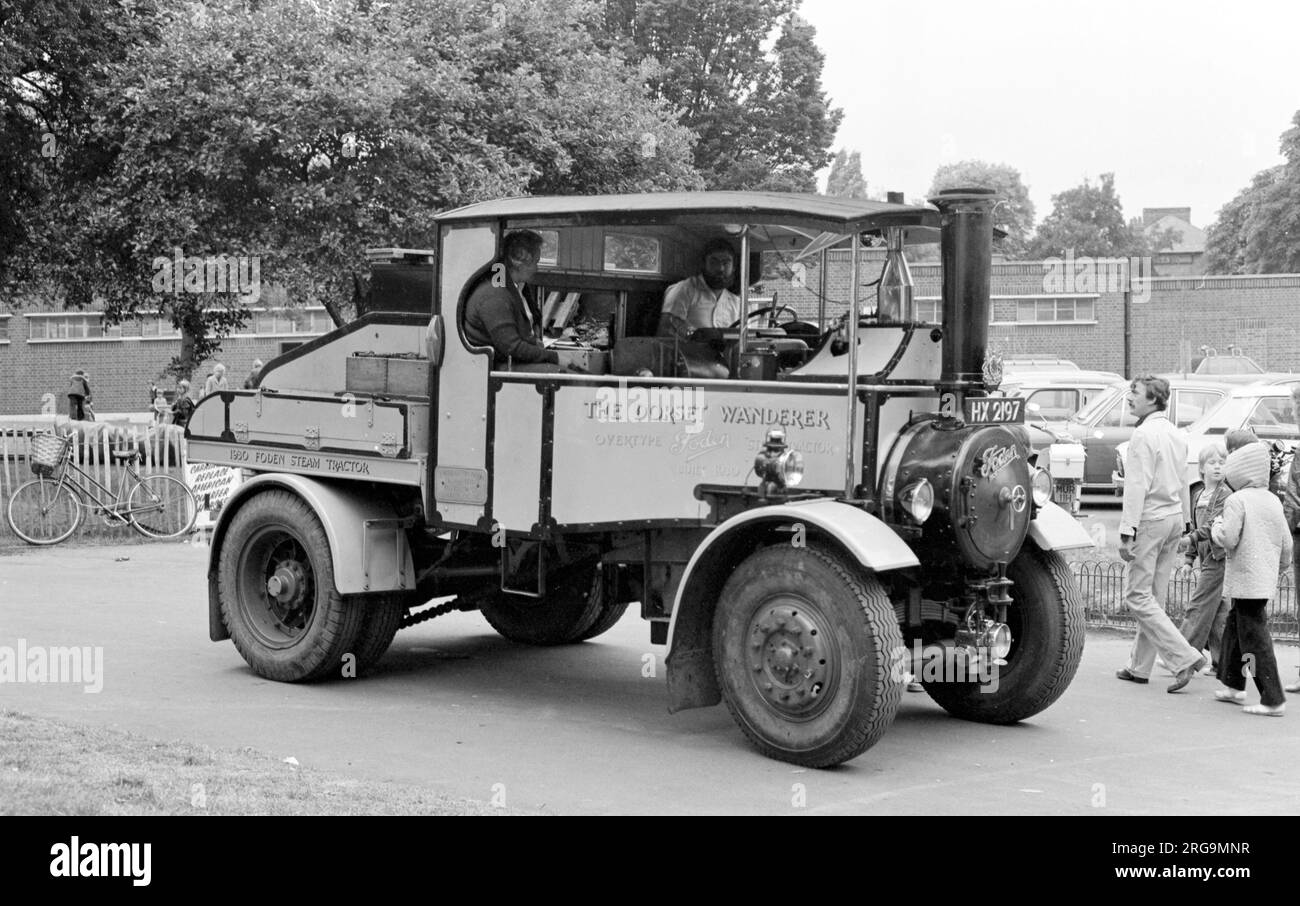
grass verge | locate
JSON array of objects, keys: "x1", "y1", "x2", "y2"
[{"x1": 0, "y1": 710, "x2": 513, "y2": 816}]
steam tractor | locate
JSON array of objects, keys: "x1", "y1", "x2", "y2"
[{"x1": 190, "y1": 189, "x2": 1094, "y2": 767}]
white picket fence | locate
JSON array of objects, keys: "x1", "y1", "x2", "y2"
[{"x1": 0, "y1": 422, "x2": 239, "y2": 544}]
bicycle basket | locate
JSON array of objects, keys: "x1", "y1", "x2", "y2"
[{"x1": 30, "y1": 432, "x2": 72, "y2": 478}]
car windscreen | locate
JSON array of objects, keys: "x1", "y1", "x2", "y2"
[
  {"x1": 1186, "y1": 395, "x2": 1250, "y2": 435},
  {"x1": 1070, "y1": 385, "x2": 1122, "y2": 423}
]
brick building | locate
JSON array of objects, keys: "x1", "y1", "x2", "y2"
[{"x1": 0, "y1": 304, "x2": 333, "y2": 417}]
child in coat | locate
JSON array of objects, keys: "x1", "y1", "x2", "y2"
[
  {"x1": 1211, "y1": 441, "x2": 1293, "y2": 715},
  {"x1": 1177, "y1": 442, "x2": 1229, "y2": 674}
]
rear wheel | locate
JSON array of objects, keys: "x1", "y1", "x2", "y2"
[
  {"x1": 128, "y1": 474, "x2": 198, "y2": 539},
  {"x1": 712, "y1": 546, "x2": 903, "y2": 767},
  {"x1": 577, "y1": 567, "x2": 633, "y2": 641},
  {"x1": 479, "y1": 558, "x2": 604, "y2": 645},
  {"x1": 217, "y1": 490, "x2": 363, "y2": 682},
  {"x1": 5, "y1": 478, "x2": 81, "y2": 545},
  {"x1": 922, "y1": 547, "x2": 1084, "y2": 723},
  {"x1": 350, "y1": 595, "x2": 407, "y2": 673}
]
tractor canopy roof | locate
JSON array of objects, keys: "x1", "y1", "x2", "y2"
[{"x1": 434, "y1": 191, "x2": 940, "y2": 254}]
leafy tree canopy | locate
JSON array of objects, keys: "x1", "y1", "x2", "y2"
[
  {"x1": 1203, "y1": 109, "x2": 1300, "y2": 274},
  {"x1": 1028, "y1": 172, "x2": 1167, "y2": 260},
  {"x1": 826, "y1": 149, "x2": 867, "y2": 199},
  {"x1": 603, "y1": 0, "x2": 841, "y2": 191},
  {"x1": 5, "y1": 0, "x2": 700, "y2": 375}
]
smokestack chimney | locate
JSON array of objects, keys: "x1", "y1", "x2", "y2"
[{"x1": 929, "y1": 187, "x2": 997, "y2": 391}]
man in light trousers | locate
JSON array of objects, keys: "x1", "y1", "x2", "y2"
[{"x1": 1116, "y1": 375, "x2": 1206, "y2": 693}]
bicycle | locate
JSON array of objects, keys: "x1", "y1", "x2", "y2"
[{"x1": 5, "y1": 431, "x2": 198, "y2": 545}]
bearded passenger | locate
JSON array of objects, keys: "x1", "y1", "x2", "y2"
[{"x1": 657, "y1": 238, "x2": 742, "y2": 341}]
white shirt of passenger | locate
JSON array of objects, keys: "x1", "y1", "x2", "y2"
[{"x1": 661, "y1": 275, "x2": 742, "y2": 331}]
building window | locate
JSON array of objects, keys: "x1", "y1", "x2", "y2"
[
  {"x1": 0, "y1": 314, "x2": 9, "y2": 343},
  {"x1": 916, "y1": 297, "x2": 942, "y2": 323},
  {"x1": 241, "y1": 306, "x2": 332, "y2": 337},
  {"x1": 26, "y1": 314, "x2": 123, "y2": 341},
  {"x1": 138, "y1": 315, "x2": 182, "y2": 338},
  {"x1": 1014, "y1": 297, "x2": 1095, "y2": 324},
  {"x1": 537, "y1": 230, "x2": 559, "y2": 268},
  {"x1": 603, "y1": 234, "x2": 661, "y2": 275}
]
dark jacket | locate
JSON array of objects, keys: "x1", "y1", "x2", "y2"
[
  {"x1": 463, "y1": 275, "x2": 557, "y2": 368},
  {"x1": 172, "y1": 396, "x2": 196, "y2": 429},
  {"x1": 1284, "y1": 443, "x2": 1300, "y2": 535},
  {"x1": 1187, "y1": 480, "x2": 1230, "y2": 562}
]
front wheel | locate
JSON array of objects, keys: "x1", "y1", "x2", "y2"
[
  {"x1": 5, "y1": 478, "x2": 82, "y2": 545},
  {"x1": 128, "y1": 475, "x2": 198, "y2": 539},
  {"x1": 217, "y1": 490, "x2": 363, "y2": 682},
  {"x1": 922, "y1": 547, "x2": 1084, "y2": 723},
  {"x1": 712, "y1": 546, "x2": 903, "y2": 768}
]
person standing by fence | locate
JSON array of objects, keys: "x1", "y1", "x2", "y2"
[
  {"x1": 1114, "y1": 375, "x2": 1206, "y2": 692},
  {"x1": 67, "y1": 370, "x2": 92, "y2": 421},
  {"x1": 1211, "y1": 440, "x2": 1293, "y2": 715}
]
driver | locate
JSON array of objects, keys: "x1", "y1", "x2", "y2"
[{"x1": 657, "y1": 238, "x2": 742, "y2": 341}]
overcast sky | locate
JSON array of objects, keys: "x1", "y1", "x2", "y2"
[{"x1": 800, "y1": 0, "x2": 1299, "y2": 228}]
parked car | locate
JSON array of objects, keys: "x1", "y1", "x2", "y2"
[
  {"x1": 999, "y1": 371, "x2": 1125, "y2": 423},
  {"x1": 1114, "y1": 383, "x2": 1300, "y2": 491},
  {"x1": 1161, "y1": 354, "x2": 1297, "y2": 386},
  {"x1": 993, "y1": 373, "x2": 1121, "y2": 516},
  {"x1": 1060, "y1": 378, "x2": 1233, "y2": 492},
  {"x1": 1000, "y1": 357, "x2": 1080, "y2": 373}
]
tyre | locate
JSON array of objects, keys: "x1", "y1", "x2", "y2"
[
  {"x1": 217, "y1": 490, "x2": 364, "y2": 682},
  {"x1": 712, "y1": 546, "x2": 903, "y2": 768},
  {"x1": 349, "y1": 595, "x2": 407, "y2": 673},
  {"x1": 5, "y1": 478, "x2": 82, "y2": 545},
  {"x1": 922, "y1": 547, "x2": 1084, "y2": 724},
  {"x1": 479, "y1": 558, "x2": 604, "y2": 645},
  {"x1": 127, "y1": 475, "x2": 198, "y2": 539},
  {"x1": 577, "y1": 568, "x2": 631, "y2": 642}
]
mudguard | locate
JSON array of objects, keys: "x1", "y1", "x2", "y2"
[
  {"x1": 1027, "y1": 500, "x2": 1095, "y2": 551},
  {"x1": 207, "y1": 473, "x2": 414, "y2": 641}
]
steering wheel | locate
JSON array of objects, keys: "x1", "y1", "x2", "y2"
[{"x1": 728, "y1": 305, "x2": 799, "y2": 330}]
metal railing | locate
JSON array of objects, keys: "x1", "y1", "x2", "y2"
[{"x1": 1071, "y1": 559, "x2": 1299, "y2": 642}]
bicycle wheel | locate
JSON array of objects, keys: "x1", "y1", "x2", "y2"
[
  {"x1": 5, "y1": 477, "x2": 82, "y2": 545},
  {"x1": 127, "y1": 475, "x2": 198, "y2": 539}
]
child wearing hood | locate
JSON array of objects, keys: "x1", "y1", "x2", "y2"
[{"x1": 1211, "y1": 440, "x2": 1293, "y2": 715}]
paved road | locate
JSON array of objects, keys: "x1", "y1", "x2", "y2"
[{"x1": 2, "y1": 542, "x2": 1296, "y2": 815}]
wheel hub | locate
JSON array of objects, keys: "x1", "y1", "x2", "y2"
[
  {"x1": 747, "y1": 602, "x2": 835, "y2": 717},
  {"x1": 267, "y1": 561, "x2": 308, "y2": 607}
]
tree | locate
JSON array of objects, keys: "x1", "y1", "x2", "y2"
[
  {"x1": 11, "y1": 0, "x2": 699, "y2": 376},
  {"x1": 602, "y1": 1, "x2": 842, "y2": 191},
  {"x1": 1028, "y1": 173, "x2": 1160, "y2": 260},
  {"x1": 826, "y1": 149, "x2": 867, "y2": 199},
  {"x1": 0, "y1": 0, "x2": 165, "y2": 282},
  {"x1": 1203, "y1": 109, "x2": 1300, "y2": 274},
  {"x1": 930, "y1": 160, "x2": 1035, "y2": 258}
]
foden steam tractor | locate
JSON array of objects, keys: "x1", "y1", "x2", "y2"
[{"x1": 191, "y1": 189, "x2": 1094, "y2": 767}]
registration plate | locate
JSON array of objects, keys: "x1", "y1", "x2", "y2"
[{"x1": 964, "y1": 396, "x2": 1025, "y2": 425}]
